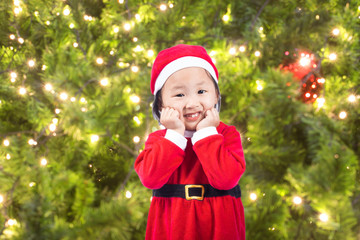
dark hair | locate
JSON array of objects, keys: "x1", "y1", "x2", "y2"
[
  {"x1": 152, "y1": 90, "x2": 163, "y2": 122},
  {"x1": 152, "y1": 70, "x2": 221, "y2": 123}
]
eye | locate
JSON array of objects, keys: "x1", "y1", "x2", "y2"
[
  {"x1": 198, "y1": 90, "x2": 206, "y2": 94},
  {"x1": 174, "y1": 93, "x2": 184, "y2": 97}
]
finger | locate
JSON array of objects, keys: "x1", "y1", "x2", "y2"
[
  {"x1": 206, "y1": 109, "x2": 218, "y2": 122},
  {"x1": 202, "y1": 109, "x2": 208, "y2": 118},
  {"x1": 211, "y1": 107, "x2": 218, "y2": 114},
  {"x1": 163, "y1": 107, "x2": 176, "y2": 117},
  {"x1": 206, "y1": 109, "x2": 213, "y2": 118},
  {"x1": 162, "y1": 107, "x2": 173, "y2": 119},
  {"x1": 160, "y1": 108, "x2": 171, "y2": 121},
  {"x1": 160, "y1": 107, "x2": 169, "y2": 115},
  {"x1": 161, "y1": 108, "x2": 180, "y2": 124},
  {"x1": 171, "y1": 109, "x2": 180, "y2": 119},
  {"x1": 211, "y1": 108, "x2": 219, "y2": 118},
  {"x1": 167, "y1": 109, "x2": 176, "y2": 121}
]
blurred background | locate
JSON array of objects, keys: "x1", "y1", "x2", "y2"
[{"x1": 0, "y1": 0, "x2": 359, "y2": 239}]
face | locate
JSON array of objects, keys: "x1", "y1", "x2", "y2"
[{"x1": 160, "y1": 67, "x2": 219, "y2": 131}]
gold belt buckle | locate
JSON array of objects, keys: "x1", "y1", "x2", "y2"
[{"x1": 185, "y1": 185, "x2": 205, "y2": 201}]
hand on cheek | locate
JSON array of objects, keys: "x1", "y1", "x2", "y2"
[
  {"x1": 196, "y1": 108, "x2": 220, "y2": 131},
  {"x1": 160, "y1": 107, "x2": 185, "y2": 135}
]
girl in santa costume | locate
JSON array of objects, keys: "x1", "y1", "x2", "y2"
[{"x1": 135, "y1": 44, "x2": 246, "y2": 240}]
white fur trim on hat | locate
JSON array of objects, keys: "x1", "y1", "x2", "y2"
[{"x1": 154, "y1": 56, "x2": 218, "y2": 96}]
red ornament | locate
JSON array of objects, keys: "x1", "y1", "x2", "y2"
[{"x1": 280, "y1": 50, "x2": 323, "y2": 103}]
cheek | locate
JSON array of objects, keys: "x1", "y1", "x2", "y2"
[
  {"x1": 164, "y1": 100, "x2": 183, "y2": 111},
  {"x1": 202, "y1": 96, "x2": 218, "y2": 109},
  {"x1": 174, "y1": 104, "x2": 184, "y2": 113}
]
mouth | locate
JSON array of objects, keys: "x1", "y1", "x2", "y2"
[{"x1": 184, "y1": 112, "x2": 201, "y2": 121}]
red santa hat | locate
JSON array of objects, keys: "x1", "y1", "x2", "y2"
[{"x1": 150, "y1": 44, "x2": 219, "y2": 95}]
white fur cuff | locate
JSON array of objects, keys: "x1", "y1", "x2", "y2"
[
  {"x1": 165, "y1": 129, "x2": 187, "y2": 151},
  {"x1": 191, "y1": 127, "x2": 218, "y2": 145}
]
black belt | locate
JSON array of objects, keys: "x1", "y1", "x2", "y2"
[{"x1": 153, "y1": 184, "x2": 241, "y2": 201}]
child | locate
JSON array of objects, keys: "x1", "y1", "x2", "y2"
[{"x1": 135, "y1": 44, "x2": 246, "y2": 240}]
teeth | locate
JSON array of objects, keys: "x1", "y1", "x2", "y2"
[{"x1": 187, "y1": 113, "x2": 199, "y2": 118}]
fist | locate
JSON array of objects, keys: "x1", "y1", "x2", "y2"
[
  {"x1": 160, "y1": 107, "x2": 185, "y2": 135},
  {"x1": 196, "y1": 108, "x2": 220, "y2": 131}
]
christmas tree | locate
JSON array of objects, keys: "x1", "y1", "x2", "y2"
[{"x1": 0, "y1": 0, "x2": 359, "y2": 239}]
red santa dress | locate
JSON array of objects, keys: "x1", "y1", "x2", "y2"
[{"x1": 135, "y1": 122, "x2": 246, "y2": 240}]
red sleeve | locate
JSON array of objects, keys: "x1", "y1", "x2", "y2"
[
  {"x1": 193, "y1": 125, "x2": 246, "y2": 190},
  {"x1": 134, "y1": 130, "x2": 185, "y2": 189}
]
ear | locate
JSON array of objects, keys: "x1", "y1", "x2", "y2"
[
  {"x1": 214, "y1": 93, "x2": 221, "y2": 112},
  {"x1": 215, "y1": 92, "x2": 220, "y2": 104}
]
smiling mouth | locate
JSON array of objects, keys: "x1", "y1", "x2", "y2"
[{"x1": 184, "y1": 112, "x2": 201, "y2": 121}]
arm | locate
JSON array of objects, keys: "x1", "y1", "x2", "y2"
[
  {"x1": 134, "y1": 130, "x2": 186, "y2": 189},
  {"x1": 192, "y1": 125, "x2": 246, "y2": 190}
]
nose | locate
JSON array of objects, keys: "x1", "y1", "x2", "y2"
[{"x1": 185, "y1": 95, "x2": 200, "y2": 109}]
